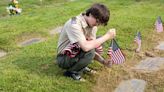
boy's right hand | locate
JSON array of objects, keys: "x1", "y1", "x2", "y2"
[
  {"x1": 106, "y1": 28, "x2": 116, "y2": 39},
  {"x1": 103, "y1": 59, "x2": 113, "y2": 67}
]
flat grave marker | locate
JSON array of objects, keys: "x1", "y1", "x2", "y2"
[
  {"x1": 19, "y1": 38, "x2": 45, "y2": 47},
  {"x1": 155, "y1": 42, "x2": 164, "y2": 50},
  {"x1": 115, "y1": 79, "x2": 146, "y2": 92},
  {"x1": 133, "y1": 57, "x2": 164, "y2": 72},
  {"x1": 0, "y1": 50, "x2": 7, "y2": 58}
]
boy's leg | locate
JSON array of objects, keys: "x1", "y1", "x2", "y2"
[
  {"x1": 67, "y1": 49, "x2": 95, "y2": 72},
  {"x1": 56, "y1": 49, "x2": 95, "y2": 80},
  {"x1": 56, "y1": 54, "x2": 79, "y2": 70}
]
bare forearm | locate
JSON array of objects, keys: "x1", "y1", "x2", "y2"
[
  {"x1": 79, "y1": 28, "x2": 116, "y2": 52},
  {"x1": 79, "y1": 34, "x2": 109, "y2": 52}
]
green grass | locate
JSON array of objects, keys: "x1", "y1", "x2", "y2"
[{"x1": 0, "y1": 0, "x2": 164, "y2": 92}]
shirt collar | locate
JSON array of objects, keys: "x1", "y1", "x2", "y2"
[{"x1": 77, "y1": 14, "x2": 88, "y2": 29}]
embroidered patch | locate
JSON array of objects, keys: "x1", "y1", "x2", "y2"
[{"x1": 71, "y1": 17, "x2": 77, "y2": 24}]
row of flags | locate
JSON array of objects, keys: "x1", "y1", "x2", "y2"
[
  {"x1": 106, "y1": 31, "x2": 141, "y2": 66},
  {"x1": 107, "y1": 16, "x2": 163, "y2": 66}
]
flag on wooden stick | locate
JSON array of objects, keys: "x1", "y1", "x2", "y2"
[
  {"x1": 134, "y1": 31, "x2": 141, "y2": 52},
  {"x1": 107, "y1": 39, "x2": 125, "y2": 64},
  {"x1": 155, "y1": 16, "x2": 163, "y2": 32}
]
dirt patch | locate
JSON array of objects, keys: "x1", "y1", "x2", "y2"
[
  {"x1": 92, "y1": 68, "x2": 114, "y2": 92},
  {"x1": 91, "y1": 31, "x2": 164, "y2": 92}
]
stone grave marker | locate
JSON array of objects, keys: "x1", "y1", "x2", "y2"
[
  {"x1": 0, "y1": 50, "x2": 7, "y2": 58},
  {"x1": 49, "y1": 26, "x2": 62, "y2": 35},
  {"x1": 19, "y1": 38, "x2": 45, "y2": 47},
  {"x1": 155, "y1": 41, "x2": 164, "y2": 50},
  {"x1": 69, "y1": 0, "x2": 76, "y2": 1},
  {"x1": 133, "y1": 57, "x2": 164, "y2": 72},
  {"x1": 115, "y1": 79, "x2": 146, "y2": 92}
]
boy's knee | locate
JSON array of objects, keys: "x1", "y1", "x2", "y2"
[{"x1": 85, "y1": 49, "x2": 95, "y2": 60}]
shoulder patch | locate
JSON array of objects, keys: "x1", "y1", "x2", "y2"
[{"x1": 71, "y1": 17, "x2": 77, "y2": 24}]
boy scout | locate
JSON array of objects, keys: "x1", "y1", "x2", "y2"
[{"x1": 56, "y1": 3, "x2": 116, "y2": 81}]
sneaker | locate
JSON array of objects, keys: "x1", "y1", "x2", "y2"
[
  {"x1": 83, "y1": 67, "x2": 97, "y2": 74},
  {"x1": 63, "y1": 71, "x2": 85, "y2": 81}
]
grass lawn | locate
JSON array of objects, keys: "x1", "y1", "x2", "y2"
[{"x1": 0, "y1": 0, "x2": 164, "y2": 92}]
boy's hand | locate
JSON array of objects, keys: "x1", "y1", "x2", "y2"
[
  {"x1": 103, "y1": 59, "x2": 113, "y2": 67},
  {"x1": 106, "y1": 28, "x2": 116, "y2": 39}
]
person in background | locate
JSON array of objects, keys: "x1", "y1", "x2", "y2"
[{"x1": 56, "y1": 3, "x2": 116, "y2": 81}]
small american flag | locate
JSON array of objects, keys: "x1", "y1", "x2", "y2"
[
  {"x1": 107, "y1": 39, "x2": 125, "y2": 64},
  {"x1": 134, "y1": 31, "x2": 141, "y2": 46},
  {"x1": 134, "y1": 31, "x2": 141, "y2": 52},
  {"x1": 155, "y1": 16, "x2": 163, "y2": 32},
  {"x1": 62, "y1": 43, "x2": 80, "y2": 58},
  {"x1": 62, "y1": 42, "x2": 103, "y2": 58}
]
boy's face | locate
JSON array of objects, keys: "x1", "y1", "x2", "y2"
[{"x1": 87, "y1": 14, "x2": 100, "y2": 27}]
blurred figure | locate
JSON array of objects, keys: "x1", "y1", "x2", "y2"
[{"x1": 6, "y1": 0, "x2": 22, "y2": 15}]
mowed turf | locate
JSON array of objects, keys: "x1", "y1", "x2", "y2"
[{"x1": 0, "y1": 0, "x2": 164, "y2": 92}]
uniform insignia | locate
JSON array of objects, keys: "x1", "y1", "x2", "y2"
[{"x1": 71, "y1": 17, "x2": 77, "y2": 24}]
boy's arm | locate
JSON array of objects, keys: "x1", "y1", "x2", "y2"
[
  {"x1": 94, "y1": 52, "x2": 105, "y2": 64},
  {"x1": 78, "y1": 29, "x2": 116, "y2": 52},
  {"x1": 94, "y1": 52, "x2": 112, "y2": 67}
]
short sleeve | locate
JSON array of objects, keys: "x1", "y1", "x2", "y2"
[{"x1": 66, "y1": 21, "x2": 86, "y2": 44}]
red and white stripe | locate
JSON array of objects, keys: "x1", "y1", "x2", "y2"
[
  {"x1": 111, "y1": 49, "x2": 125, "y2": 64},
  {"x1": 108, "y1": 47, "x2": 125, "y2": 64},
  {"x1": 134, "y1": 37, "x2": 141, "y2": 46},
  {"x1": 62, "y1": 43, "x2": 80, "y2": 58},
  {"x1": 156, "y1": 22, "x2": 163, "y2": 32}
]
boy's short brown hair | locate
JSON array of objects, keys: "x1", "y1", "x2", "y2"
[{"x1": 85, "y1": 3, "x2": 110, "y2": 26}]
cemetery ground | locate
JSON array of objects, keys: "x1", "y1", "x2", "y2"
[{"x1": 0, "y1": 0, "x2": 164, "y2": 92}]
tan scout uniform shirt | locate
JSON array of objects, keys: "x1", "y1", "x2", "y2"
[{"x1": 57, "y1": 14, "x2": 97, "y2": 54}]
